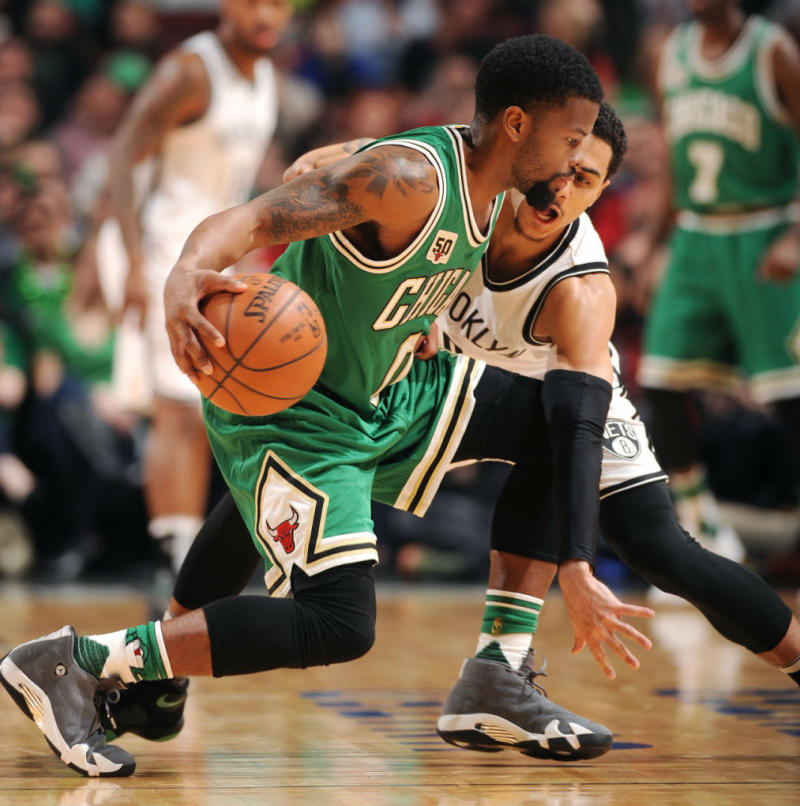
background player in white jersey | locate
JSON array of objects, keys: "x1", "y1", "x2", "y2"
[{"x1": 107, "y1": 0, "x2": 292, "y2": 573}]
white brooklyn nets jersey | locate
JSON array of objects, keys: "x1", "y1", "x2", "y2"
[
  {"x1": 437, "y1": 212, "x2": 667, "y2": 497},
  {"x1": 140, "y1": 31, "x2": 278, "y2": 250}
]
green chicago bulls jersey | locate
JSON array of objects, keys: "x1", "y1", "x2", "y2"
[
  {"x1": 271, "y1": 125, "x2": 504, "y2": 415},
  {"x1": 660, "y1": 15, "x2": 799, "y2": 213}
]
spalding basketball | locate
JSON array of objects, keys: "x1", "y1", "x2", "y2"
[{"x1": 194, "y1": 273, "x2": 327, "y2": 416}]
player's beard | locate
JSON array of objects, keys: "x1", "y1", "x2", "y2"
[{"x1": 524, "y1": 180, "x2": 557, "y2": 212}]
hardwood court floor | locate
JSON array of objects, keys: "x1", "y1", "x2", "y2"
[{"x1": 0, "y1": 581, "x2": 797, "y2": 806}]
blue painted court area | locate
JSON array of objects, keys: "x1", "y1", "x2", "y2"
[
  {"x1": 656, "y1": 687, "x2": 800, "y2": 737},
  {"x1": 301, "y1": 689, "x2": 654, "y2": 752}
]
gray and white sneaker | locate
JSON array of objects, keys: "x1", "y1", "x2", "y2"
[
  {"x1": 437, "y1": 650, "x2": 613, "y2": 761},
  {"x1": 0, "y1": 625, "x2": 136, "y2": 777}
]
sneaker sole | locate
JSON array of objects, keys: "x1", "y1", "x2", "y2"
[
  {"x1": 0, "y1": 653, "x2": 135, "y2": 777},
  {"x1": 437, "y1": 713, "x2": 612, "y2": 761}
]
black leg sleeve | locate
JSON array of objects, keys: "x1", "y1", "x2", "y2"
[
  {"x1": 599, "y1": 482, "x2": 792, "y2": 654},
  {"x1": 642, "y1": 388, "x2": 701, "y2": 472},
  {"x1": 491, "y1": 465, "x2": 559, "y2": 564},
  {"x1": 173, "y1": 491, "x2": 260, "y2": 610},
  {"x1": 203, "y1": 562, "x2": 376, "y2": 677}
]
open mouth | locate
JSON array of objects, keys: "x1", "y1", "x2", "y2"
[{"x1": 533, "y1": 204, "x2": 560, "y2": 224}]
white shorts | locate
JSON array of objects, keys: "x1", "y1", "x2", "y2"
[
  {"x1": 96, "y1": 219, "x2": 200, "y2": 406},
  {"x1": 599, "y1": 382, "x2": 666, "y2": 498},
  {"x1": 599, "y1": 346, "x2": 666, "y2": 498},
  {"x1": 141, "y1": 233, "x2": 203, "y2": 403}
]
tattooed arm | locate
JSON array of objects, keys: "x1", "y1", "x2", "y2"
[{"x1": 165, "y1": 144, "x2": 439, "y2": 378}]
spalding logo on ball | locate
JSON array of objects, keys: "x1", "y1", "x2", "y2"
[{"x1": 194, "y1": 273, "x2": 327, "y2": 416}]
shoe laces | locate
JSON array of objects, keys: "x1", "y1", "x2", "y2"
[{"x1": 518, "y1": 648, "x2": 548, "y2": 697}]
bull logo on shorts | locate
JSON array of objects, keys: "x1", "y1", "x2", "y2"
[
  {"x1": 602, "y1": 420, "x2": 641, "y2": 460},
  {"x1": 265, "y1": 506, "x2": 300, "y2": 554}
]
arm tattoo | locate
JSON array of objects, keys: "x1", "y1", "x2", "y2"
[
  {"x1": 345, "y1": 147, "x2": 438, "y2": 200},
  {"x1": 255, "y1": 146, "x2": 437, "y2": 243}
]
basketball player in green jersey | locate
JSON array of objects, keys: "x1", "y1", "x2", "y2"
[
  {"x1": 99, "y1": 103, "x2": 799, "y2": 760},
  {"x1": 636, "y1": 0, "x2": 800, "y2": 560},
  {"x1": 2, "y1": 37, "x2": 648, "y2": 776}
]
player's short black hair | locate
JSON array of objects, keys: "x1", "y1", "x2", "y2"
[
  {"x1": 474, "y1": 35, "x2": 603, "y2": 123},
  {"x1": 591, "y1": 101, "x2": 627, "y2": 179}
]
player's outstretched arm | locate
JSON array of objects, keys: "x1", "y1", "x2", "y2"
[
  {"x1": 165, "y1": 145, "x2": 439, "y2": 380},
  {"x1": 539, "y1": 274, "x2": 654, "y2": 678}
]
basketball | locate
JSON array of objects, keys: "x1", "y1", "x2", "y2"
[{"x1": 193, "y1": 273, "x2": 327, "y2": 416}]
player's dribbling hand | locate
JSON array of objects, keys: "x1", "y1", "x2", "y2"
[
  {"x1": 163, "y1": 265, "x2": 247, "y2": 382},
  {"x1": 414, "y1": 322, "x2": 439, "y2": 360},
  {"x1": 558, "y1": 559, "x2": 654, "y2": 680}
]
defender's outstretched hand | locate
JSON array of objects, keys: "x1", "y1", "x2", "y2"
[{"x1": 558, "y1": 559, "x2": 654, "y2": 679}]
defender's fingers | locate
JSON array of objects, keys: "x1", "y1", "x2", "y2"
[
  {"x1": 608, "y1": 636, "x2": 641, "y2": 669},
  {"x1": 617, "y1": 604, "x2": 655, "y2": 620},
  {"x1": 613, "y1": 620, "x2": 653, "y2": 650},
  {"x1": 589, "y1": 644, "x2": 616, "y2": 680}
]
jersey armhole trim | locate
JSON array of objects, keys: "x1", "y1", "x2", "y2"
[
  {"x1": 522, "y1": 261, "x2": 610, "y2": 346},
  {"x1": 755, "y1": 25, "x2": 792, "y2": 126},
  {"x1": 327, "y1": 139, "x2": 447, "y2": 274}
]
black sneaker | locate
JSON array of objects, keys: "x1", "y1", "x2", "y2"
[
  {"x1": 437, "y1": 650, "x2": 613, "y2": 761},
  {"x1": 98, "y1": 677, "x2": 189, "y2": 742}
]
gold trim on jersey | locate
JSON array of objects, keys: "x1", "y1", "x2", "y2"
[
  {"x1": 253, "y1": 450, "x2": 377, "y2": 597},
  {"x1": 755, "y1": 24, "x2": 792, "y2": 126},
  {"x1": 394, "y1": 356, "x2": 485, "y2": 516},
  {"x1": 327, "y1": 139, "x2": 447, "y2": 274},
  {"x1": 687, "y1": 16, "x2": 758, "y2": 80},
  {"x1": 676, "y1": 204, "x2": 799, "y2": 233},
  {"x1": 444, "y1": 126, "x2": 498, "y2": 248}
]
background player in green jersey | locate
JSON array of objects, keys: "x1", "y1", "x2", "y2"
[
  {"x1": 2, "y1": 36, "x2": 655, "y2": 777},
  {"x1": 635, "y1": 0, "x2": 800, "y2": 566}
]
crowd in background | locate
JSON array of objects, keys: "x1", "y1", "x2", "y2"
[{"x1": 0, "y1": 0, "x2": 799, "y2": 585}]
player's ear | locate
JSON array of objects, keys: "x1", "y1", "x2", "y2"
[{"x1": 502, "y1": 106, "x2": 529, "y2": 143}]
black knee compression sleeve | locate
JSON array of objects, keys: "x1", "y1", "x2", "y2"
[
  {"x1": 490, "y1": 466, "x2": 559, "y2": 564},
  {"x1": 643, "y1": 388, "x2": 701, "y2": 472},
  {"x1": 773, "y1": 397, "x2": 800, "y2": 479},
  {"x1": 600, "y1": 482, "x2": 792, "y2": 654},
  {"x1": 203, "y1": 562, "x2": 376, "y2": 677},
  {"x1": 173, "y1": 491, "x2": 260, "y2": 611}
]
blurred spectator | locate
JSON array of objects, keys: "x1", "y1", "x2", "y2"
[
  {"x1": 51, "y1": 72, "x2": 128, "y2": 185},
  {"x1": 0, "y1": 175, "x2": 141, "y2": 579},
  {"x1": 109, "y1": 0, "x2": 161, "y2": 61},
  {"x1": 0, "y1": 36, "x2": 33, "y2": 83},
  {"x1": 0, "y1": 82, "x2": 40, "y2": 149},
  {"x1": 23, "y1": 0, "x2": 91, "y2": 125},
  {"x1": 0, "y1": 317, "x2": 35, "y2": 578}
]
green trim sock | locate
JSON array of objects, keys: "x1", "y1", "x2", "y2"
[
  {"x1": 475, "y1": 589, "x2": 543, "y2": 669},
  {"x1": 73, "y1": 622, "x2": 174, "y2": 683}
]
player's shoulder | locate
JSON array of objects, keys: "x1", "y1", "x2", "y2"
[
  {"x1": 566, "y1": 213, "x2": 609, "y2": 268},
  {"x1": 153, "y1": 39, "x2": 211, "y2": 93},
  {"x1": 358, "y1": 137, "x2": 443, "y2": 186}
]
